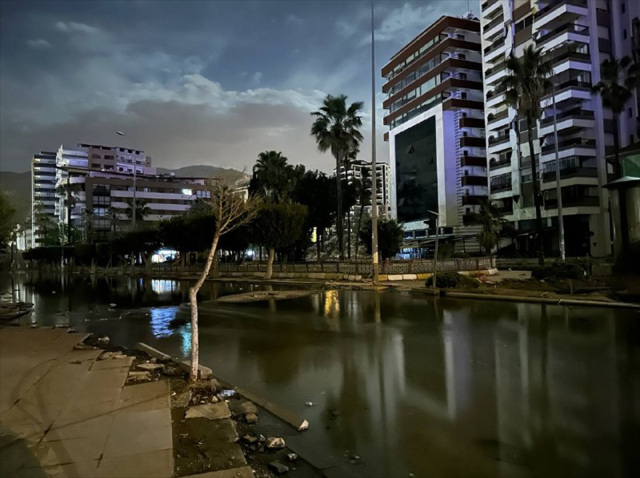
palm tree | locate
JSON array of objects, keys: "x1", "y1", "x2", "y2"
[
  {"x1": 107, "y1": 206, "x2": 120, "y2": 235},
  {"x1": 250, "y1": 151, "x2": 296, "y2": 203},
  {"x1": 125, "y1": 199, "x2": 151, "y2": 224},
  {"x1": 592, "y1": 56, "x2": 635, "y2": 168},
  {"x1": 472, "y1": 201, "x2": 506, "y2": 255},
  {"x1": 499, "y1": 45, "x2": 551, "y2": 266},
  {"x1": 311, "y1": 94, "x2": 364, "y2": 259},
  {"x1": 81, "y1": 208, "x2": 95, "y2": 243}
]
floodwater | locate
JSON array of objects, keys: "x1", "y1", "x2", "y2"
[{"x1": 2, "y1": 272, "x2": 640, "y2": 478}]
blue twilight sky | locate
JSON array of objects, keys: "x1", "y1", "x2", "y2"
[{"x1": 0, "y1": 0, "x2": 475, "y2": 173}]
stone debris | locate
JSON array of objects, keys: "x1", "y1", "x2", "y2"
[
  {"x1": 265, "y1": 436, "x2": 285, "y2": 449},
  {"x1": 136, "y1": 363, "x2": 165, "y2": 372},
  {"x1": 305, "y1": 401, "x2": 313, "y2": 407},
  {"x1": 230, "y1": 399, "x2": 258, "y2": 416},
  {"x1": 297, "y1": 419, "x2": 309, "y2": 431},
  {"x1": 127, "y1": 371, "x2": 151, "y2": 382},
  {"x1": 172, "y1": 390, "x2": 192, "y2": 408},
  {"x1": 268, "y1": 460, "x2": 289, "y2": 475},
  {"x1": 330, "y1": 409, "x2": 342, "y2": 417},
  {"x1": 242, "y1": 434, "x2": 258, "y2": 444},
  {"x1": 185, "y1": 402, "x2": 231, "y2": 420},
  {"x1": 97, "y1": 336, "x2": 110, "y2": 345},
  {"x1": 73, "y1": 344, "x2": 97, "y2": 351},
  {"x1": 287, "y1": 453, "x2": 298, "y2": 462},
  {"x1": 244, "y1": 413, "x2": 258, "y2": 424}
]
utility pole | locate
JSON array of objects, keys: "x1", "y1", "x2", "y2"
[
  {"x1": 550, "y1": 48, "x2": 565, "y2": 261},
  {"x1": 370, "y1": 0, "x2": 379, "y2": 284}
]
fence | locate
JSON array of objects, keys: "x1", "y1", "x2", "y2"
[{"x1": 212, "y1": 257, "x2": 496, "y2": 275}]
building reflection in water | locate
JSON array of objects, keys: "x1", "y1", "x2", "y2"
[{"x1": 149, "y1": 306, "x2": 179, "y2": 338}]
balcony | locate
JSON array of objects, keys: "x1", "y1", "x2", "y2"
[
  {"x1": 539, "y1": 108, "x2": 594, "y2": 136},
  {"x1": 461, "y1": 175, "x2": 488, "y2": 186},
  {"x1": 542, "y1": 165, "x2": 597, "y2": 182},
  {"x1": 541, "y1": 79, "x2": 591, "y2": 107},
  {"x1": 489, "y1": 157, "x2": 511, "y2": 170},
  {"x1": 461, "y1": 195, "x2": 486, "y2": 206},
  {"x1": 490, "y1": 181, "x2": 512, "y2": 193},
  {"x1": 461, "y1": 156, "x2": 487, "y2": 167},
  {"x1": 488, "y1": 133, "x2": 510, "y2": 146},
  {"x1": 536, "y1": 24, "x2": 589, "y2": 50},
  {"x1": 460, "y1": 136, "x2": 486, "y2": 148},
  {"x1": 459, "y1": 117, "x2": 485, "y2": 128},
  {"x1": 484, "y1": 14, "x2": 505, "y2": 39},
  {"x1": 540, "y1": 137, "x2": 596, "y2": 155},
  {"x1": 482, "y1": 0, "x2": 500, "y2": 12},
  {"x1": 544, "y1": 196, "x2": 599, "y2": 209},
  {"x1": 534, "y1": 0, "x2": 588, "y2": 30},
  {"x1": 485, "y1": 61, "x2": 508, "y2": 85}
]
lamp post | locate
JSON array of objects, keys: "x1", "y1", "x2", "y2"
[
  {"x1": 116, "y1": 131, "x2": 137, "y2": 231},
  {"x1": 548, "y1": 46, "x2": 566, "y2": 261},
  {"x1": 427, "y1": 210, "x2": 439, "y2": 293},
  {"x1": 370, "y1": 0, "x2": 379, "y2": 284}
]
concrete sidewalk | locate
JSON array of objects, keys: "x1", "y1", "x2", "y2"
[{"x1": 0, "y1": 327, "x2": 173, "y2": 478}]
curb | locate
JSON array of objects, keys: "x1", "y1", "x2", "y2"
[{"x1": 443, "y1": 291, "x2": 640, "y2": 309}]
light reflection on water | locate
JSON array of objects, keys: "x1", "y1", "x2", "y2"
[{"x1": 3, "y1": 272, "x2": 640, "y2": 478}]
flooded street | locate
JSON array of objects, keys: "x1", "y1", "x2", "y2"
[{"x1": 2, "y1": 272, "x2": 640, "y2": 478}]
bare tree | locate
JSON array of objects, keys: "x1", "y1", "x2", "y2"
[{"x1": 189, "y1": 178, "x2": 260, "y2": 383}]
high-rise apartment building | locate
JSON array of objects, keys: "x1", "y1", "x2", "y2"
[
  {"x1": 32, "y1": 143, "x2": 211, "y2": 245},
  {"x1": 31, "y1": 151, "x2": 57, "y2": 247},
  {"x1": 481, "y1": 0, "x2": 638, "y2": 258},
  {"x1": 337, "y1": 160, "x2": 392, "y2": 217},
  {"x1": 382, "y1": 14, "x2": 487, "y2": 244}
]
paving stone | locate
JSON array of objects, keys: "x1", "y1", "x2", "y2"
[
  {"x1": 90, "y1": 356, "x2": 133, "y2": 371},
  {"x1": 182, "y1": 465, "x2": 254, "y2": 478},
  {"x1": 103, "y1": 409, "x2": 172, "y2": 458},
  {"x1": 185, "y1": 402, "x2": 231, "y2": 420},
  {"x1": 32, "y1": 435, "x2": 108, "y2": 466},
  {"x1": 47, "y1": 414, "x2": 114, "y2": 440},
  {"x1": 136, "y1": 363, "x2": 165, "y2": 372},
  {"x1": 19, "y1": 460, "x2": 100, "y2": 478},
  {"x1": 96, "y1": 449, "x2": 173, "y2": 478},
  {"x1": 116, "y1": 380, "x2": 169, "y2": 412}
]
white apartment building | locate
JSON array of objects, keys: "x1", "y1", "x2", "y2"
[
  {"x1": 32, "y1": 143, "x2": 211, "y2": 245},
  {"x1": 31, "y1": 151, "x2": 57, "y2": 247},
  {"x1": 383, "y1": 15, "x2": 488, "y2": 246},
  {"x1": 337, "y1": 160, "x2": 391, "y2": 217},
  {"x1": 481, "y1": 0, "x2": 639, "y2": 258}
]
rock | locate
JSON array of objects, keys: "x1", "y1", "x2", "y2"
[
  {"x1": 409, "y1": 474, "x2": 415, "y2": 477},
  {"x1": 305, "y1": 402, "x2": 313, "y2": 407},
  {"x1": 211, "y1": 395, "x2": 219, "y2": 403},
  {"x1": 172, "y1": 390, "x2": 192, "y2": 408},
  {"x1": 127, "y1": 371, "x2": 151, "y2": 381},
  {"x1": 268, "y1": 460, "x2": 289, "y2": 475},
  {"x1": 258, "y1": 434, "x2": 266, "y2": 443},
  {"x1": 351, "y1": 455, "x2": 360, "y2": 460},
  {"x1": 109, "y1": 303, "x2": 117, "y2": 308},
  {"x1": 74, "y1": 344, "x2": 96, "y2": 351},
  {"x1": 245, "y1": 413, "x2": 258, "y2": 424},
  {"x1": 98, "y1": 352, "x2": 113, "y2": 360},
  {"x1": 185, "y1": 402, "x2": 231, "y2": 420},
  {"x1": 242, "y1": 434, "x2": 258, "y2": 444},
  {"x1": 230, "y1": 399, "x2": 259, "y2": 416},
  {"x1": 111, "y1": 353, "x2": 127, "y2": 359},
  {"x1": 298, "y1": 419, "x2": 309, "y2": 431},
  {"x1": 163, "y1": 366, "x2": 179, "y2": 377},
  {"x1": 150, "y1": 357, "x2": 157, "y2": 363},
  {"x1": 287, "y1": 453, "x2": 298, "y2": 462},
  {"x1": 30, "y1": 324, "x2": 38, "y2": 328},
  {"x1": 330, "y1": 409, "x2": 342, "y2": 417},
  {"x1": 136, "y1": 363, "x2": 164, "y2": 372},
  {"x1": 265, "y1": 436, "x2": 285, "y2": 449},
  {"x1": 97, "y1": 336, "x2": 110, "y2": 345}
]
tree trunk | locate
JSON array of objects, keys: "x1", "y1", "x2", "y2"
[
  {"x1": 347, "y1": 212, "x2": 351, "y2": 259},
  {"x1": 316, "y1": 231, "x2": 321, "y2": 261},
  {"x1": 265, "y1": 247, "x2": 275, "y2": 279},
  {"x1": 335, "y1": 156, "x2": 344, "y2": 260},
  {"x1": 613, "y1": 113, "x2": 621, "y2": 172},
  {"x1": 527, "y1": 115, "x2": 545, "y2": 266},
  {"x1": 355, "y1": 204, "x2": 365, "y2": 260},
  {"x1": 189, "y1": 234, "x2": 220, "y2": 383}
]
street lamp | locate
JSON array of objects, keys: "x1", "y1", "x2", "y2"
[
  {"x1": 370, "y1": 0, "x2": 379, "y2": 284},
  {"x1": 116, "y1": 131, "x2": 137, "y2": 231},
  {"x1": 427, "y1": 210, "x2": 439, "y2": 293},
  {"x1": 547, "y1": 44, "x2": 567, "y2": 261}
]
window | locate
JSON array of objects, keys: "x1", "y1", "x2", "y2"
[
  {"x1": 466, "y1": 208, "x2": 471, "y2": 214},
  {"x1": 104, "y1": 155, "x2": 114, "y2": 160},
  {"x1": 458, "y1": 54, "x2": 466, "y2": 60},
  {"x1": 461, "y1": 92, "x2": 467, "y2": 99},
  {"x1": 459, "y1": 73, "x2": 467, "y2": 80}
]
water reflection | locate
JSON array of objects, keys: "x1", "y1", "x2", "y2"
[{"x1": 2, "y1": 273, "x2": 639, "y2": 478}]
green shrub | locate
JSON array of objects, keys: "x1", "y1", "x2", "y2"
[
  {"x1": 531, "y1": 262, "x2": 585, "y2": 281},
  {"x1": 425, "y1": 272, "x2": 479, "y2": 288}
]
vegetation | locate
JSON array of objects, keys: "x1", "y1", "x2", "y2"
[
  {"x1": 32, "y1": 202, "x2": 59, "y2": 246},
  {"x1": 358, "y1": 218, "x2": 404, "y2": 260},
  {"x1": 531, "y1": 262, "x2": 585, "y2": 281},
  {"x1": 252, "y1": 202, "x2": 307, "y2": 279},
  {"x1": 250, "y1": 151, "x2": 298, "y2": 202},
  {"x1": 472, "y1": 201, "x2": 505, "y2": 255},
  {"x1": 125, "y1": 199, "x2": 151, "y2": 223},
  {"x1": 311, "y1": 94, "x2": 364, "y2": 259},
  {"x1": 500, "y1": 45, "x2": 551, "y2": 266},
  {"x1": 187, "y1": 178, "x2": 260, "y2": 383},
  {"x1": 425, "y1": 272, "x2": 479, "y2": 289},
  {"x1": 592, "y1": 56, "x2": 637, "y2": 167},
  {"x1": 0, "y1": 191, "x2": 16, "y2": 249}
]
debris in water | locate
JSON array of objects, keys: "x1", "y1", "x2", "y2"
[{"x1": 305, "y1": 401, "x2": 313, "y2": 407}]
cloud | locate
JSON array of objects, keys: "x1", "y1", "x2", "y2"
[
  {"x1": 285, "y1": 14, "x2": 304, "y2": 26},
  {"x1": 27, "y1": 39, "x2": 52, "y2": 50},
  {"x1": 54, "y1": 21, "x2": 100, "y2": 34},
  {"x1": 251, "y1": 71, "x2": 263, "y2": 86}
]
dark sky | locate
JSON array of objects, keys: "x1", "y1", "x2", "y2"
[{"x1": 0, "y1": 0, "x2": 472, "y2": 173}]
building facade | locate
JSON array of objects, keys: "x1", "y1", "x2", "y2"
[
  {"x1": 31, "y1": 151, "x2": 57, "y2": 247},
  {"x1": 481, "y1": 0, "x2": 639, "y2": 258},
  {"x1": 32, "y1": 143, "x2": 211, "y2": 245},
  {"x1": 382, "y1": 14, "x2": 487, "y2": 243},
  {"x1": 337, "y1": 160, "x2": 391, "y2": 217}
]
